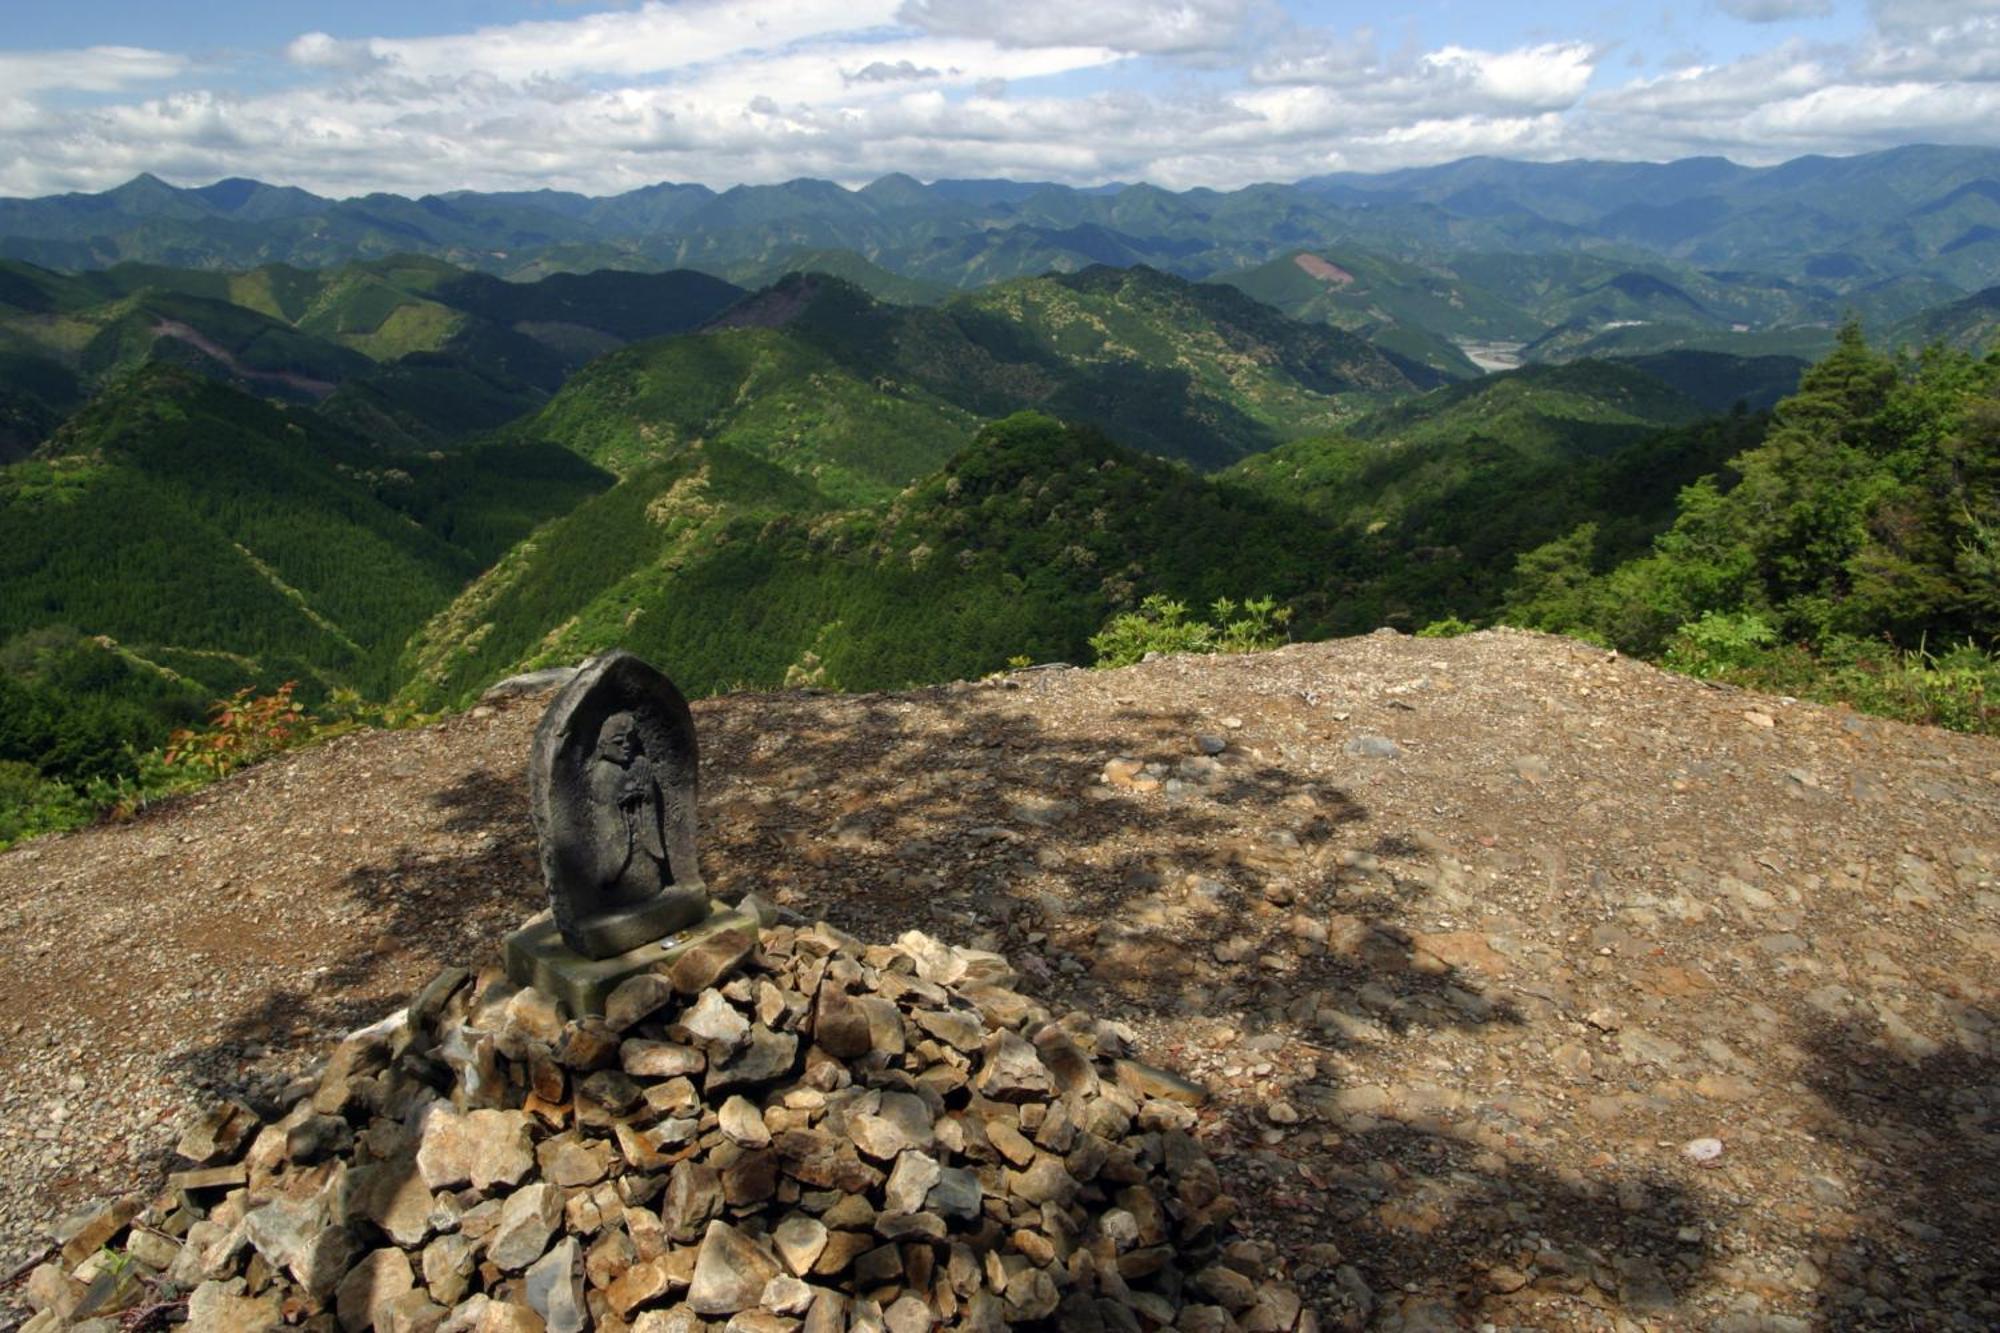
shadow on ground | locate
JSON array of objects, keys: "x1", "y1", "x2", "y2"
[
  {"x1": 692, "y1": 685, "x2": 1726, "y2": 1326},
  {"x1": 1797, "y1": 1010, "x2": 2000, "y2": 1330},
  {"x1": 153, "y1": 685, "x2": 1729, "y2": 1327}
]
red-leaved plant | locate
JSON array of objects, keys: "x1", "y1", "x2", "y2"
[{"x1": 164, "y1": 681, "x2": 311, "y2": 779}]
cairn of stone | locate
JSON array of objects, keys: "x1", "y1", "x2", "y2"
[{"x1": 20, "y1": 923, "x2": 1315, "y2": 1333}]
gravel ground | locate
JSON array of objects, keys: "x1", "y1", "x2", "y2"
[{"x1": 2, "y1": 627, "x2": 1997, "y2": 1330}]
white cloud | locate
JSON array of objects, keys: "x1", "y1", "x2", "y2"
[
  {"x1": 285, "y1": 33, "x2": 386, "y2": 73},
  {"x1": 299, "y1": 0, "x2": 906, "y2": 84},
  {"x1": 1249, "y1": 31, "x2": 1595, "y2": 112},
  {"x1": 1424, "y1": 43, "x2": 1597, "y2": 110},
  {"x1": 1869, "y1": 0, "x2": 2000, "y2": 35},
  {"x1": 1593, "y1": 47, "x2": 1833, "y2": 117},
  {"x1": 846, "y1": 60, "x2": 942, "y2": 83},
  {"x1": 1716, "y1": 0, "x2": 1833, "y2": 22},
  {"x1": 897, "y1": 0, "x2": 1256, "y2": 55},
  {"x1": 3, "y1": 2, "x2": 2000, "y2": 197},
  {"x1": 0, "y1": 45, "x2": 184, "y2": 95}
]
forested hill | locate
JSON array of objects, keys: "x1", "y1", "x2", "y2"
[
  {"x1": 1506, "y1": 325, "x2": 2000, "y2": 686},
  {"x1": 0, "y1": 255, "x2": 745, "y2": 453},
  {"x1": 516, "y1": 265, "x2": 1443, "y2": 500},
  {"x1": 397, "y1": 376, "x2": 1778, "y2": 714},
  {"x1": 400, "y1": 323, "x2": 2000, "y2": 729},
  {"x1": 395, "y1": 415, "x2": 1327, "y2": 708},
  {"x1": 0, "y1": 366, "x2": 608, "y2": 826},
  {"x1": 0, "y1": 247, "x2": 1423, "y2": 846}
]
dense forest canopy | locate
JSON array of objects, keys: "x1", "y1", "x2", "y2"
[{"x1": 1507, "y1": 326, "x2": 1998, "y2": 724}]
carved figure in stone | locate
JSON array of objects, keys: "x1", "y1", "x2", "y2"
[
  {"x1": 529, "y1": 653, "x2": 709, "y2": 958},
  {"x1": 590, "y1": 711, "x2": 668, "y2": 890}
]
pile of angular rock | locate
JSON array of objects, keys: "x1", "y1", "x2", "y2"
[{"x1": 18, "y1": 921, "x2": 1315, "y2": 1333}]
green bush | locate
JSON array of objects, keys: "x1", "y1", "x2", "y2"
[
  {"x1": 1090, "y1": 594, "x2": 1291, "y2": 668},
  {"x1": 1840, "y1": 642, "x2": 1997, "y2": 732},
  {"x1": 1656, "y1": 622, "x2": 1997, "y2": 734},
  {"x1": 1662, "y1": 610, "x2": 1780, "y2": 678}
]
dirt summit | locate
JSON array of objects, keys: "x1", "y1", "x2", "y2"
[{"x1": 2, "y1": 628, "x2": 1996, "y2": 1331}]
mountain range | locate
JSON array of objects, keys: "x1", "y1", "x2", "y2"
[{"x1": 9, "y1": 146, "x2": 2000, "y2": 321}]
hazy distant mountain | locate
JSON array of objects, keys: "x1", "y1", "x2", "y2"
[{"x1": 12, "y1": 146, "x2": 2000, "y2": 304}]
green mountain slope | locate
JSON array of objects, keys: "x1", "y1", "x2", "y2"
[
  {"x1": 1504, "y1": 325, "x2": 2000, "y2": 732},
  {"x1": 520, "y1": 321, "x2": 984, "y2": 505},
  {"x1": 0, "y1": 255, "x2": 749, "y2": 453},
  {"x1": 2, "y1": 367, "x2": 608, "y2": 692},
  {"x1": 399, "y1": 413, "x2": 1341, "y2": 708},
  {"x1": 18, "y1": 152, "x2": 2000, "y2": 382},
  {"x1": 1523, "y1": 321, "x2": 1839, "y2": 365},
  {"x1": 725, "y1": 249, "x2": 954, "y2": 306},
  {"x1": 3, "y1": 369, "x2": 474, "y2": 690},
  {"x1": 507, "y1": 265, "x2": 1444, "y2": 505},
  {"x1": 0, "y1": 351, "x2": 81, "y2": 462},
  {"x1": 1612, "y1": 350, "x2": 1809, "y2": 413},
  {"x1": 406, "y1": 356, "x2": 1781, "y2": 711},
  {"x1": 1214, "y1": 248, "x2": 1529, "y2": 374},
  {"x1": 1225, "y1": 365, "x2": 1767, "y2": 627},
  {"x1": 0, "y1": 362, "x2": 609, "y2": 839},
  {"x1": 0, "y1": 275, "x2": 374, "y2": 400},
  {"x1": 15, "y1": 147, "x2": 2000, "y2": 305},
  {"x1": 1886, "y1": 285, "x2": 2000, "y2": 354},
  {"x1": 1343, "y1": 360, "x2": 1706, "y2": 455},
  {"x1": 946, "y1": 265, "x2": 1445, "y2": 460}
]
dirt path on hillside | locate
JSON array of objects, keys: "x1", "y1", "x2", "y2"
[{"x1": 1, "y1": 629, "x2": 1996, "y2": 1330}]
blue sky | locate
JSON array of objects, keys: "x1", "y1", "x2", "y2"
[{"x1": 1, "y1": 1, "x2": 1995, "y2": 196}]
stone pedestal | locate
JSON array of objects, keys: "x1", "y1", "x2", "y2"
[{"x1": 503, "y1": 898, "x2": 766, "y2": 1016}]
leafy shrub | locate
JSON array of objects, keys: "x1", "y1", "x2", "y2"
[
  {"x1": 1504, "y1": 330, "x2": 2000, "y2": 734},
  {"x1": 1662, "y1": 610, "x2": 1780, "y2": 678},
  {"x1": 783, "y1": 651, "x2": 829, "y2": 689},
  {"x1": 1090, "y1": 594, "x2": 1291, "y2": 668},
  {"x1": 1834, "y1": 641, "x2": 1997, "y2": 733},
  {"x1": 0, "y1": 760, "x2": 85, "y2": 847},
  {"x1": 1090, "y1": 597, "x2": 1214, "y2": 667},
  {"x1": 0, "y1": 678, "x2": 444, "y2": 852},
  {"x1": 1657, "y1": 620, "x2": 1997, "y2": 733},
  {"x1": 0, "y1": 750, "x2": 200, "y2": 849},
  {"x1": 1210, "y1": 596, "x2": 1294, "y2": 654},
  {"x1": 1416, "y1": 615, "x2": 1478, "y2": 638},
  {"x1": 165, "y1": 682, "x2": 310, "y2": 779}
]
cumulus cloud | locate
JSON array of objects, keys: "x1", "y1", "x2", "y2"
[
  {"x1": 1716, "y1": 0, "x2": 1833, "y2": 22},
  {"x1": 845, "y1": 60, "x2": 942, "y2": 83},
  {"x1": 897, "y1": 0, "x2": 1256, "y2": 56},
  {"x1": 3, "y1": 1, "x2": 2000, "y2": 196},
  {"x1": 1870, "y1": 0, "x2": 2000, "y2": 35},
  {"x1": 285, "y1": 33, "x2": 386, "y2": 72},
  {"x1": 1250, "y1": 30, "x2": 1595, "y2": 107},
  {"x1": 0, "y1": 45, "x2": 184, "y2": 95},
  {"x1": 320, "y1": 0, "x2": 907, "y2": 84},
  {"x1": 1425, "y1": 43, "x2": 1597, "y2": 109}
]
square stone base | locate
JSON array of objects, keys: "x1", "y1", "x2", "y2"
[{"x1": 503, "y1": 900, "x2": 761, "y2": 1017}]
